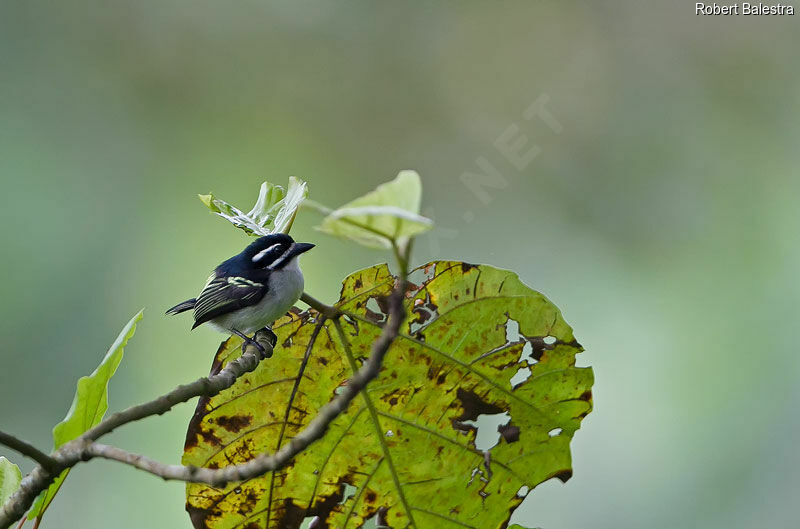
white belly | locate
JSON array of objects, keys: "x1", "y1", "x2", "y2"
[{"x1": 208, "y1": 258, "x2": 305, "y2": 334}]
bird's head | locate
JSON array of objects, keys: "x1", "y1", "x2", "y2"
[{"x1": 243, "y1": 234, "x2": 315, "y2": 270}]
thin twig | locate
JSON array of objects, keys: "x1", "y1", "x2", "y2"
[
  {"x1": 0, "y1": 342, "x2": 269, "y2": 528},
  {"x1": 300, "y1": 292, "x2": 341, "y2": 319},
  {"x1": 82, "y1": 341, "x2": 266, "y2": 442},
  {"x1": 0, "y1": 433, "x2": 56, "y2": 471}
]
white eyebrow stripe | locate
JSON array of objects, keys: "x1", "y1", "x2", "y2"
[{"x1": 252, "y1": 243, "x2": 281, "y2": 262}]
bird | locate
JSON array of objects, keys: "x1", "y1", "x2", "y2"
[{"x1": 166, "y1": 233, "x2": 314, "y2": 357}]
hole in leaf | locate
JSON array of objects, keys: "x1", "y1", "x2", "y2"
[
  {"x1": 468, "y1": 466, "x2": 489, "y2": 486},
  {"x1": 521, "y1": 341, "x2": 538, "y2": 365},
  {"x1": 409, "y1": 292, "x2": 438, "y2": 335},
  {"x1": 366, "y1": 297, "x2": 382, "y2": 314},
  {"x1": 543, "y1": 335, "x2": 557, "y2": 345},
  {"x1": 505, "y1": 317, "x2": 521, "y2": 342},
  {"x1": 299, "y1": 516, "x2": 320, "y2": 529},
  {"x1": 408, "y1": 264, "x2": 435, "y2": 288},
  {"x1": 517, "y1": 485, "x2": 530, "y2": 497},
  {"x1": 461, "y1": 411, "x2": 511, "y2": 451},
  {"x1": 338, "y1": 483, "x2": 357, "y2": 505},
  {"x1": 362, "y1": 506, "x2": 389, "y2": 528},
  {"x1": 364, "y1": 298, "x2": 386, "y2": 324},
  {"x1": 234, "y1": 487, "x2": 242, "y2": 494},
  {"x1": 548, "y1": 428, "x2": 563, "y2": 437},
  {"x1": 510, "y1": 367, "x2": 531, "y2": 388},
  {"x1": 385, "y1": 430, "x2": 394, "y2": 437}
]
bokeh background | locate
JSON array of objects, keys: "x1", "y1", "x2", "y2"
[{"x1": 2, "y1": 1, "x2": 798, "y2": 528}]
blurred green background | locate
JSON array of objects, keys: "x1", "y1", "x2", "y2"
[{"x1": 1, "y1": 1, "x2": 798, "y2": 528}]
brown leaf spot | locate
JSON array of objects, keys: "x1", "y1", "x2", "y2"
[
  {"x1": 375, "y1": 295, "x2": 391, "y2": 314},
  {"x1": 187, "y1": 505, "x2": 213, "y2": 529},
  {"x1": 553, "y1": 469, "x2": 573, "y2": 483},
  {"x1": 365, "y1": 308, "x2": 384, "y2": 323},
  {"x1": 236, "y1": 489, "x2": 261, "y2": 516},
  {"x1": 579, "y1": 390, "x2": 593, "y2": 402},
  {"x1": 498, "y1": 422, "x2": 520, "y2": 443},
  {"x1": 215, "y1": 415, "x2": 252, "y2": 433},
  {"x1": 354, "y1": 278, "x2": 363, "y2": 289},
  {"x1": 365, "y1": 490, "x2": 377, "y2": 503},
  {"x1": 192, "y1": 427, "x2": 223, "y2": 448},
  {"x1": 461, "y1": 262, "x2": 478, "y2": 272},
  {"x1": 455, "y1": 388, "x2": 504, "y2": 422}
]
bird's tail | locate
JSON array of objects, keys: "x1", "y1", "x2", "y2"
[{"x1": 166, "y1": 298, "x2": 197, "y2": 315}]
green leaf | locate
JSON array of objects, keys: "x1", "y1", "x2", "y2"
[
  {"x1": 0, "y1": 457, "x2": 22, "y2": 506},
  {"x1": 183, "y1": 262, "x2": 592, "y2": 529},
  {"x1": 28, "y1": 310, "x2": 143, "y2": 520},
  {"x1": 199, "y1": 177, "x2": 308, "y2": 236},
  {"x1": 317, "y1": 170, "x2": 433, "y2": 248}
]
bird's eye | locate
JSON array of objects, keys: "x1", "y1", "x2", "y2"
[{"x1": 252, "y1": 244, "x2": 283, "y2": 265}]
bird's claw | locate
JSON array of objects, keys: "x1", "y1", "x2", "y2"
[
  {"x1": 233, "y1": 328, "x2": 274, "y2": 360},
  {"x1": 240, "y1": 336, "x2": 270, "y2": 360}
]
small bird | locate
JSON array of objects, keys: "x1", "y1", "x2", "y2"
[{"x1": 166, "y1": 234, "x2": 314, "y2": 357}]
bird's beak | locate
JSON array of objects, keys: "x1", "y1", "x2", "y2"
[{"x1": 288, "y1": 242, "x2": 315, "y2": 258}]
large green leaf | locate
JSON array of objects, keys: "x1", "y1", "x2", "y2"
[
  {"x1": 200, "y1": 177, "x2": 308, "y2": 236},
  {"x1": 0, "y1": 457, "x2": 21, "y2": 506},
  {"x1": 183, "y1": 262, "x2": 592, "y2": 529},
  {"x1": 317, "y1": 171, "x2": 433, "y2": 248},
  {"x1": 28, "y1": 310, "x2": 143, "y2": 520}
]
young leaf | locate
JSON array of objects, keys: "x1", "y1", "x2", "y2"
[
  {"x1": 199, "y1": 177, "x2": 308, "y2": 236},
  {"x1": 183, "y1": 262, "x2": 592, "y2": 529},
  {"x1": 0, "y1": 457, "x2": 22, "y2": 506},
  {"x1": 317, "y1": 170, "x2": 433, "y2": 248},
  {"x1": 28, "y1": 310, "x2": 143, "y2": 520}
]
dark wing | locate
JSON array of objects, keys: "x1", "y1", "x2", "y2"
[{"x1": 191, "y1": 272, "x2": 268, "y2": 329}]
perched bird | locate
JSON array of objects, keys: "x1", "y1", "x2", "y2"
[{"x1": 166, "y1": 234, "x2": 314, "y2": 356}]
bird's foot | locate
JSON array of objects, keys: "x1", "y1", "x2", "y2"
[{"x1": 232, "y1": 329, "x2": 271, "y2": 360}]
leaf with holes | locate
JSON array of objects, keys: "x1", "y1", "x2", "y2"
[
  {"x1": 183, "y1": 262, "x2": 592, "y2": 529},
  {"x1": 200, "y1": 177, "x2": 308, "y2": 236}
]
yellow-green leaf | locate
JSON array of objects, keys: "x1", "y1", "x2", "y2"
[
  {"x1": 0, "y1": 457, "x2": 22, "y2": 506},
  {"x1": 28, "y1": 310, "x2": 143, "y2": 520},
  {"x1": 317, "y1": 170, "x2": 433, "y2": 248},
  {"x1": 183, "y1": 262, "x2": 592, "y2": 529},
  {"x1": 200, "y1": 177, "x2": 308, "y2": 236}
]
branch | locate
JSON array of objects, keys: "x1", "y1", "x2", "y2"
[
  {"x1": 0, "y1": 340, "x2": 270, "y2": 528},
  {"x1": 0, "y1": 282, "x2": 406, "y2": 528},
  {"x1": 0, "y1": 432, "x2": 56, "y2": 471},
  {"x1": 82, "y1": 340, "x2": 266, "y2": 442},
  {"x1": 83, "y1": 283, "x2": 403, "y2": 487}
]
